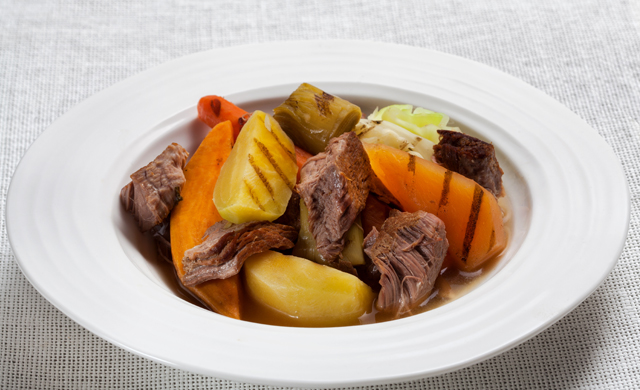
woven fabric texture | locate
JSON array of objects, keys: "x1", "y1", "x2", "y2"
[{"x1": 2, "y1": 0, "x2": 640, "y2": 388}]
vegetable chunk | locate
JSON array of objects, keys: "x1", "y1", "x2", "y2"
[
  {"x1": 355, "y1": 118, "x2": 435, "y2": 161},
  {"x1": 197, "y1": 95, "x2": 250, "y2": 140},
  {"x1": 197, "y1": 96, "x2": 313, "y2": 177},
  {"x1": 364, "y1": 143, "x2": 506, "y2": 271},
  {"x1": 213, "y1": 111, "x2": 298, "y2": 223},
  {"x1": 273, "y1": 83, "x2": 362, "y2": 155},
  {"x1": 369, "y1": 104, "x2": 459, "y2": 143},
  {"x1": 244, "y1": 251, "x2": 375, "y2": 327},
  {"x1": 170, "y1": 121, "x2": 242, "y2": 319}
]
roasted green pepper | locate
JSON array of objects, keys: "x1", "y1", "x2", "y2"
[{"x1": 273, "y1": 83, "x2": 362, "y2": 155}]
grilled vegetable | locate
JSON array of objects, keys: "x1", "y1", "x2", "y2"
[
  {"x1": 355, "y1": 118, "x2": 435, "y2": 161},
  {"x1": 364, "y1": 142, "x2": 506, "y2": 271},
  {"x1": 197, "y1": 95, "x2": 250, "y2": 140},
  {"x1": 369, "y1": 104, "x2": 459, "y2": 143},
  {"x1": 293, "y1": 200, "x2": 365, "y2": 266},
  {"x1": 214, "y1": 111, "x2": 298, "y2": 224},
  {"x1": 198, "y1": 96, "x2": 314, "y2": 178},
  {"x1": 170, "y1": 121, "x2": 242, "y2": 319},
  {"x1": 273, "y1": 83, "x2": 362, "y2": 155},
  {"x1": 244, "y1": 251, "x2": 374, "y2": 327}
]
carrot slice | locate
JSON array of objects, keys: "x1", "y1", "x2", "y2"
[
  {"x1": 364, "y1": 143, "x2": 506, "y2": 271},
  {"x1": 294, "y1": 145, "x2": 313, "y2": 182},
  {"x1": 170, "y1": 121, "x2": 242, "y2": 319},
  {"x1": 295, "y1": 145, "x2": 313, "y2": 166},
  {"x1": 197, "y1": 96, "x2": 250, "y2": 140}
]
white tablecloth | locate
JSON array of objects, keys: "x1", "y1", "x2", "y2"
[{"x1": 2, "y1": 0, "x2": 639, "y2": 388}]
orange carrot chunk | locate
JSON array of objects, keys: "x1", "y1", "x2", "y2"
[
  {"x1": 294, "y1": 145, "x2": 313, "y2": 182},
  {"x1": 197, "y1": 96, "x2": 250, "y2": 140},
  {"x1": 170, "y1": 121, "x2": 242, "y2": 319},
  {"x1": 364, "y1": 143, "x2": 506, "y2": 271}
]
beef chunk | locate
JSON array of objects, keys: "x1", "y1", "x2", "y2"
[
  {"x1": 121, "y1": 143, "x2": 188, "y2": 232},
  {"x1": 274, "y1": 190, "x2": 301, "y2": 232},
  {"x1": 181, "y1": 220, "x2": 298, "y2": 286},
  {"x1": 433, "y1": 130, "x2": 503, "y2": 197},
  {"x1": 296, "y1": 131, "x2": 372, "y2": 265},
  {"x1": 364, "y1": 210, "x2": 448, "y2": 316}
]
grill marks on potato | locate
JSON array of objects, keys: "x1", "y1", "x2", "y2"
[
  {"x1": 461, "y1": 184, "x2": 484, "y2": 262},
  {"x1": 253, "y1": 138, "x2": 295, "y2": 190},
  {"x1": 264, "y1": 128, "x2": 297, "y2": 165},
  {"x1": 248, "y1": 154, "x2": 275, "y2": 199},
  {"x1": 244, "y1": 179, "x2": 266, "y2": 211}
]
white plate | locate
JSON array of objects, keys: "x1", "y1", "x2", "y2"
[{"x1": 6, "y1": 41, "x2": 629, "y2": 387}]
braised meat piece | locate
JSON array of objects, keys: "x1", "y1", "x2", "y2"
[
  {"x1": 121, "y1": 143, "x2": 188, "y2": 232},
  {"x1": 274, "y1": 190, "x2": 301, "y2": 232},
  {"x1": 356, "y1": 195, "x2": 393, "y2": 290},
  {"x1": 363, "y1": 210, "x2": 448, "y2": 316},
  {"x1": 296, "y1": 131, "x2": 372, "y2": 265},
  {"x1": 433, "y1": 130, "x2": 503, "y2": 197},
  {"x1": 181, "y1": 220, "x2": 298, "y2": 286}
]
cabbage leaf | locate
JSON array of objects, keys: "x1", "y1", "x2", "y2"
[
  {"x1": 368, "y1": 105, "x2": 459, "y2": 143},
  {"x1": 354, "y1": 119, "x2": 435, "y2": 161}
]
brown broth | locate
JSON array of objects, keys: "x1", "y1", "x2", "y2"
[{"x1": 149, "y1": 255, "x2": 208, "y2": 310}]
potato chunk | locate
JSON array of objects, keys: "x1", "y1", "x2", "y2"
[
  {"x1": 213, "y1": 111, "x2": 298, "y2": 223},
  {"x1": 244, "y1": 251, "x2": 374, "y2": 327}
]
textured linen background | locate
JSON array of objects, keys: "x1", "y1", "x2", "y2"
[{"x1": 2, "y1": 0, "x2": 640, "y2": 388}]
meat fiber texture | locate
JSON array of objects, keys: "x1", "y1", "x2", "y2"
[
  {"x1": 274, "y1": 190, "x2": 301, "y2": 232},
  {"x1": 364, "y1": 209, "x2": 449, "y2": 316},
  {"x1": 181, "y1": 220, "x2": 298, "y2": 286},
  {"x1": 296, "y1": 131, "x2": 372, "y2": 265},
  {"x1": 433, "y1": 130, "x2": 504, "y2": 197},
  {"x1": 120, "y1": 143, "x2": 189, "y2": 232}
]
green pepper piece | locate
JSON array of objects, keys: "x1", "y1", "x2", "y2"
[{"x1": 273, "y1": 83, "x2": 362, "y2": 155}]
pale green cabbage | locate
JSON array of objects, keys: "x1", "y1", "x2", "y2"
[
  {"x1": 368, "y1": 105, "x2": 459, "y2": 143},
  {"x1": 354, "y1": 119, "x2": 435, "y2": 161}
]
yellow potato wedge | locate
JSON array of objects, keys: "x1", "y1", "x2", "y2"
[
  {"x1": 244, "y1": 251, "x2": 374, "y2": 327},
  {"x1": 213, "y1": 111, "x2": 298, "y2": 223}
]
